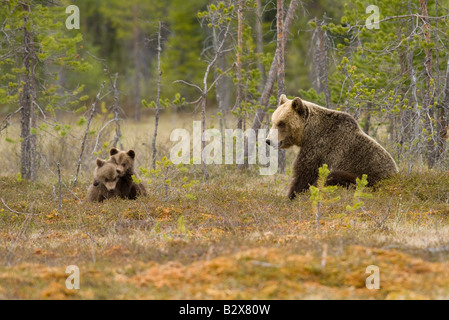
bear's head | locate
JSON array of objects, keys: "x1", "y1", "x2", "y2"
[
  {"x1": 266, "y1": 94, "x2": 309, "y2": 149},
  {"x1": 93, "y1": 158, "x2": 119, "y2": 193},
  {"x1": 109, "y1": 148, "x2": 135, "y2": 177}
]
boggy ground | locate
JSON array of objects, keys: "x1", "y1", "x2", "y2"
[{"x1": 0, "y1": 168, "x2": 449, "y2": 299}]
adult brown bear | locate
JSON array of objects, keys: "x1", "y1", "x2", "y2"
[{"x1": 266, "y1": 95, "x2": 398, "y2": 200}]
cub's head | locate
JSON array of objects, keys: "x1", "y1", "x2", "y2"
[
  {"x1": 266, "y1": 94, "x2": 309, "y2": 149},
  {"x1": 93, "y1": 159, "x2": 119, "y2": 193},
  {"x1": 109, "y1": 148, "x2": 136, "y2": 177}
]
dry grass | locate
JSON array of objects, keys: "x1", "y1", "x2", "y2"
[{"x1": 0, "y1": 112, "x2": 449, "y2": 299}]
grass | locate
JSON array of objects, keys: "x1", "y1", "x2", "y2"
[
  {"x1": 0, "y1": 168, "x2": 449, "y2": 299},
  {"x1": 1, "y1": 113, "x2": 449, "y2": 299}
]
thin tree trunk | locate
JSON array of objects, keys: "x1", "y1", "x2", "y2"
[
  {"x1": 438, "y1": 56, "x2": 449, "y2": 160},
  {"x1": 255, "y1": 0, "x2": 265, "y2": 86},
  {"x1": 240, "y1": 0, "x2": 299, "y2": 170},
  {"x1": 250, "y1": 0, "x2": 299, "y2": 132},
  {"x1": 111, "y1": 73, "x2": 124, "y2": 150},
  {"x1": 73, "y1": 81, "x2": 105, "y2": 187},
  {"x1": 20, "y1": 3, "x2": 37, "y2": 181},
  {"x1": 152, "y1": 21, "x2": 162, "y2": 169},
  {"x1": 420, "y1": 0, "x2": 436, "y2": 168},
  {"x1": 133, "y1": 1, "x2": 141, "y2": 121},
  {"x1": 317, "y1": 19, "x2": 331, "y2": 108},
  {"x1": 236, "y1": 0, "x2": 243, "y2": 130},
  {"x1": 364, "y1": 104, "x2": 371, "y2": 135},
  {"x1": 213, "y1": 24, "x2": 226, "y2": 134},
  {"x1": 398, "y1": 27, "x2": 411, "y2": 150},
  {"x1": 277, "y1": 0, "x2": 286, "y2": 174}
]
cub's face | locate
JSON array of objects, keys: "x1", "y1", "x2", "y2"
[
  {"x1": 94, "y1": 159, "x2": 119, "y2": 193},
  {"x1": 109, "y1": 148, "x2": 135, "y2": 177},
  {"x1": 266, "y1": 94, "x2": 308, "y2": 149}
]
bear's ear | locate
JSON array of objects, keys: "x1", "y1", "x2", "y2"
[
  {"x1": 96, "y1": 158, "x2": 106, "y2": 168},
  {"x1": 292, "y1": 97, "x2": 309, "y2": 119},
  {"x1": 279, "y1": 94, "x2": 288, "y2": 105},
  {"x1": 110, "y1": 148, "x2": 119, "y2": 156},
  {"x1": 127, "y1": 149, "x2": 135, "y2": 159}
]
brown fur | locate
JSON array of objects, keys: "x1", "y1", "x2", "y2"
[
  {"x1": 85, "y1": 159, "x2": 120, "y2": 202},
  {"x1": 108, "y1": 148, "x2": 147, "y2": 198},
  {"x1": 267, "y1": 95, "x2": 399, "y2": 200},
  {"x1": 325, "y1": 171, "x2": 358, "y2": 189}
]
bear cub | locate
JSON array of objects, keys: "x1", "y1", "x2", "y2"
[
  {"x1": 85, "y1": 159, "x2": 120, "y2": 202},
  {"x1": 108, "y1": 148, "x2": 147, "y2": 198},
  {"x1": 85, "y1": 148, "x2": 147, "y2": 202}
]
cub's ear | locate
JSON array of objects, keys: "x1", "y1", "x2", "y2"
[
  {"x1": 110, "y1": 148, "x2": 119, "y2": 156},
  {"x1": 96, "y1": 158, "x2": 106, "y2": 168},
  {"x1": 127, "y1": 149, "x2": 135, "y2": 159},
  {"x1": 279, "y1": 94, "x2": 288, "y2": 105},
  {"x1": 292, "y1": 97, "x2": 309, "y2": 119},
  {"x1": 93, "y1": 180, "x2": 99, "y2": 187}
]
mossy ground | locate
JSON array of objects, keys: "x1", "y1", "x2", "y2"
[{"x1": 1, "y1": 168, "x2": 449, "y2": 299}]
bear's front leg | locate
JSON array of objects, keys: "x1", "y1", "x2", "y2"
[{"x1": 287, "y1": 151, "x2": 321, "y2": 200}]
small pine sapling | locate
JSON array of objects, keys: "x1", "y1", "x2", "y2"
[{"x1": 309, "y1": 164, "x2": 340, "y2": 224}]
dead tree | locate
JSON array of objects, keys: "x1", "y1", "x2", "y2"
[
  {"x1": 152, "y1": 21, "x2": 163, "y2": 169},
  {"x1": 313, "y1": 18, "x2": 331, "y2": 108},
  {"x1": 277, "y1": 0, "x2": 286, "y2": 174},
  {"x1": 20, "y1": 3, "x2": 37, "y2": 181},
  {"x1": 174, "y1": 23, "x2": 232, "y2": 180},
  {"x1": 419, "y1": 0, "x2": 436, "y2": 168},
  {"x1": 255, "y1": 0, "x2": 265, "y2": 86},
  {"x1": 73, "y1": 81, "x2": 105, "y2": 186},
  {"x1": 438, "y1": 56, "x2": 449, "y2": 161},
  {"x1": 111, "y1": 73, "x2": 124, "y2": 150},
  {"x1": 133, "y1": 1, "x2": 141, "y2": 121},
  {"x1": 235, "y1": 0, "x2": 244, "y2": 130},
  {"x1": 250, "y1": 0, "x2": 299, "y2": 133},
  {"x1": 240, "y1": 0, "x2": 299, "y2": 168}
]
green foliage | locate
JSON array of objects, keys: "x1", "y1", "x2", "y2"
[
  {"x1": 309, "y1": 165, "x2": 340, "y2": 222},
  {"x1": 139, "y1": 156, "x2": 199, "y2": 201},
  {"x1": 177, "y1": 215, "x2": 188, "y2": 235},
  {"x1": 0, "y1": 1, "x2": 92, "y2": 113},
  {"x1": 346, "y1": 174, "x2": 373, "y2": 212}
]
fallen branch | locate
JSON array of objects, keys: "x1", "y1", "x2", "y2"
[{"x1": 1, "y1": 198, "x2": 36, "y2": 216}]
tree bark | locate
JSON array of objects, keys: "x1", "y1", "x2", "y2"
[
  {"x1": 255, "y1": 0, "x2": 265, "y2": 86},
  {"x1": 213, "y1": 24, "x2": 227, "y2": 134},
  {"x1": 112, "y1": 73, "x2": 123, "y2": 150},
  {"x1": 20, "y1": 3, "x2": 37, "y2": 181},
  {"x1": 438, "y1": 56, "x2": 449, "y2": 160},
  {"x1": 152, "y1": 21, "x2": 162, "y2": 169},
  {"x1": 419, "y1": 0, "x2": 436, "y2": 168},
  {"x1": 250, "y1": 0, "x2": 299, "y2": 132},
  {"x1": 277, "y1": 0, "x2": 286, "y2": 173},
  {"x1": 133, "y1": 1, "x2": 141, "y2": 121},
  {"x1": 236, "y1": 0, "x2": 243, "y2": 130},
  {"x1": 316, "y1": 19, "x2": 331, "y2": 108}
]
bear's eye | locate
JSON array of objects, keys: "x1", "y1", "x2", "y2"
[
  {"x1": 105, "y1": 178, "x2": 109, "y2": 182},
  {"x1": 122, "y1": 163, "x2": 126, "y2": 166},
  {"x1": 277, "y1": 121, "x2": 285, "y2": 128}
]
